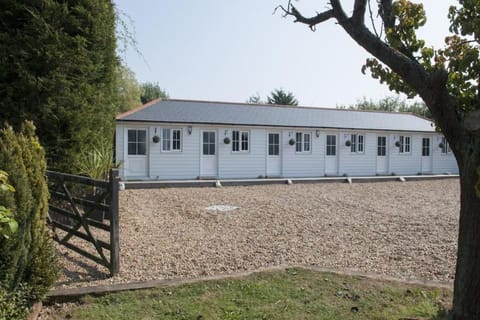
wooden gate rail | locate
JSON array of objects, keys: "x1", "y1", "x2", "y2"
[{"x1": 46, "y1": 169, "x2": 120, "y2": 276}]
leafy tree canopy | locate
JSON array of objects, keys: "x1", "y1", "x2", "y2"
[
  {"x1": 140, "y1": 82, "x2": 169, "y2": 104},
  {"x1": 116, "y1": 63, "x2": 142, "y2": 114},
  {"x1": 267, "y1": 88, "x2": 299, "y2": 106},
  {"x1": 338, "y1": 96, "x2": 432, "y2": 118},
  {"x1": 246, "y1": 93, "x2": 263, "y2": 104}
]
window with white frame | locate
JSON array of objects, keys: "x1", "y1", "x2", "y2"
[
  {"x1": 268, "y1": 133, "x2": 280, "y2": 156},
  {"x1": 295, "y1": 132, "x2": 311, "y2": 153},
  {"x1": 422, "y1": 138, "x2": 430, "y2": 156},
  {"x1": 326, "y1": 135, "x2": 336, "y2": 156},
  {"x1": 399, "y1": 135, "x2": 411, "y2": 153},
  {"x1": 441, "y1": 136, "x2": 450, "y2": 154},
  {"x1": 232, "y1": 130, "x2": 249, "y2": 152},
  {"x1": 162, "y1": 128, "x2": 182, "y2": 152},
  {"x1": 377, "y1": 136, "x2": 386, "y2": 156},
  {"x1": 127, "y1": 129, "x2": 147, "y2": 155},
  {"x1": 350, "y1": 134, "x2": 365, "y2": 153}
]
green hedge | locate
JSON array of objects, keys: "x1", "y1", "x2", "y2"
[{"x1": 0, "y1": 122, "x2": 58, "y2": 319}]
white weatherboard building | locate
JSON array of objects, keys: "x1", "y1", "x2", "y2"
[{"x1": 115, "y1": 99, "x2": 458, "y2": 180}]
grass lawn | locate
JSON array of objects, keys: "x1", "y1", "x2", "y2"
[{"x1": 47, "y1": 268, "x2": 451, "y2": 320}]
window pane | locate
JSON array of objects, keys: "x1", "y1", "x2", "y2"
[
  {"x1": 422, "y1": 138, "x2": 430, "y2": 156},
  {"x1": 358, "y1": 135, "x2": 364, "y2": 152},
  {"x1": 162, "y1": 128, "x2": 170, "y2": 151},
  {"x1": 268, "y1": 133, "x2": 279, "y2": 156},
  {"x1": 232, "y1": 131, "x2": 239, "y2": 152},
  {"x1": 377, "y1": 137, "x2": 386, "y2": 156},
  {"x1": 304, "y1": 134, "x2": 311, "y2": 151},
  {"x1": 137, "y1": 142, "x2": 146, "y2": 155},
  {"x1": 172, "y1": 130, "x2": 181, "y2": 150},
  {"x1": 296, "y1": 132, "x2": 302, "y2": 152},
  {"x1": 351, "y1": 134, "x2": 357, "y2": 152},
  {"x1": 128, "y1": 143, "x2": 136, "y2": 155},
  {"x1": 138, "y1": 130, "x2": 146, "y2": 143},
  {"x1": 203, "y1": 132, "x2": 215, "y2": 155},
  {"x1": 241, "y1": 132, "x2": 249, "y2": 151},
  {"x1": 173, "y1": 140, "x2": 180, "y2": 150},
  {"x1": 128, "y1": 130, "x2": 146, "y2": 155},
  {"x1": 128, "y1": 130, "x2": 136, "y2": 143},
  {"x1": 326, "y1": 135, "x2": 336, "y2": 156}
]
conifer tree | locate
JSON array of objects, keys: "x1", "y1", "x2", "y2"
[
  {"x1": 0, "y1": 0, "x2": 119, "y2": 171},
  {"x1": 0, "y1": 122, "x2": 57, "y2": 316}
]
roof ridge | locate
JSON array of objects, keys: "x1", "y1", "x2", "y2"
[
  {"x1": 116, "y1": 98, "x2": 164, "y2": 120},
  {"x1": 116, "y1": 98, "x2": 431, "y2": 124},
  {"x1": 150, "y1": 98, "x2": 424, "y2": 117}
]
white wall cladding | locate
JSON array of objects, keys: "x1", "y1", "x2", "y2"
[
  {"x1": 148, "y1": 125, "x2": 200, "y2": 180},
  {"x1": 432, "y1": 135, "x2": 459, "y2": 174},
  {"x1": 218, "y1": 128, "x2": 266, "y2": 179},
  {"x1": 115, "y1": 123, "x2": 459, "y2": 180},
  {"x1": 282, "y1": 130, "x2": 324, "y2": 177},
  {"x1": 338, "y1": 132, "x2": 377, "y2": 176},
  {"x1": 387, "y1": 134, "x2": 420, "y2": 175}
]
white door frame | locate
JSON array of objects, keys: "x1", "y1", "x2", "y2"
[
  {"x1": 266, "y1": 132, "x2": 282, "y2": 177},
  {"x1": 200, "y1": 129, "x2": 218, "y2": 178},
  {"x1": 325, "y1": 134, "x2": 338, "y2": 176},
  {"x1": 421, "y1": 136, "x2": 433, "y2": 173},
  {"x1": 125, "y1": 128, "x2": 148, "y2": 179},
  {"x1": 376, "y1": 135, "x2": 388, "y2": 175}
]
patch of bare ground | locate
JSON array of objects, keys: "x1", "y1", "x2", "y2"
[{"x1": 52, "y1": 179, "x2": 459, "y2": 289}]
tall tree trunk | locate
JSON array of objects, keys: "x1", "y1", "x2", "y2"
[{"x1": 452, "y1": 139, "x2": 480, "y2": 320}]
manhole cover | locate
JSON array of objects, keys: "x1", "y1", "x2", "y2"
[{"x1": 206, "y1": 205, "x2": 240, "y2": 212}]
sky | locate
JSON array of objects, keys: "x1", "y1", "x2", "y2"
[{"x1": 114, "y1": 0, "x2": 456, "y2": 108}]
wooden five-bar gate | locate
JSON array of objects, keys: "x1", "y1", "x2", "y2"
[{"x1": 46, "y1": 169, "x2": 120, "y2": 276}]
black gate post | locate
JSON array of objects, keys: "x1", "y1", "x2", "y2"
[{"x1": 109, "y1": 168, "x2": 120, "y2": 275}]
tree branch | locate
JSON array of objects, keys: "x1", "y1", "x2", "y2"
[
  {"x1": 279, "y1": 0, "x2": 465, "y2": 144},
  {"x1": 352, "y1": 0, "x2": 367, "y2": 25},
  {"x1": 378, "y1": 0, "x2": 395, "y2": 30},
  {"x1": 275, "y1": 3, "x2": 335, "y2": 31}
]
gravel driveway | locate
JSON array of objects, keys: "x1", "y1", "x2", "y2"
[{"x1": 54, "y1": 178, "x2": 460, "y2": 289}]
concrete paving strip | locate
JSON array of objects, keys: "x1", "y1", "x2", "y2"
[{"x1": 124, "y1": 174, "x2": 459, "y2": 189}]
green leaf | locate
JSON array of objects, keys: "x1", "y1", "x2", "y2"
[{"x1": 8, "y1": 220, "x2": 18, "y2": 234}]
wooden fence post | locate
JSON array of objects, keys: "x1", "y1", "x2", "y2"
[{"x1": 109, "y1": 168, "x2": 120, "y2": 276}]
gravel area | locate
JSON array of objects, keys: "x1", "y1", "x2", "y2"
[{"x1": 53, "y1": 179, "x2": 460, "y2": 289}]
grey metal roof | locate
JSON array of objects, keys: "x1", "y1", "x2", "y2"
[{"x1": 116, "y1": 99, "x2": 435, "y2": 132}]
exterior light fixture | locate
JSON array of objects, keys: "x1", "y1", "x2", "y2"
[{"x1": 188, "y1": 126, "x2": 192, "y2": 135}]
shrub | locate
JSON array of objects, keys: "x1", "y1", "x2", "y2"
[
  {"x1": 0, "y1": 283, "x2": 30, "y2": 320},
  {"x1": 0, "y1": 170, "x2": 17, "y2": 239},
  {"x1": 0, "y1": 122, "x2": 58, "y2": 317},
  {"x1": 75, "y1": 136, "x2": 120, "y2": 180}
]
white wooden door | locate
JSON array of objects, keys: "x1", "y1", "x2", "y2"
[
  {"x1": 376, "y1": 136, "x2": 388, "y2": 174},
  {"x1": 126, "y1": 129, "x2": 148, "y2": 178},
  {"x1": 266, "y1": 132, "x2": 281, "y2": 177},
  {"x1": 421, "y1": 137, "x2": 432, "y2": 173},
  {"x1": 325, "y1": 134, "x2": 338, "y2": 175},
  {"x1": 200, "y1": 130, "x2": 217, "y2": 177}
]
